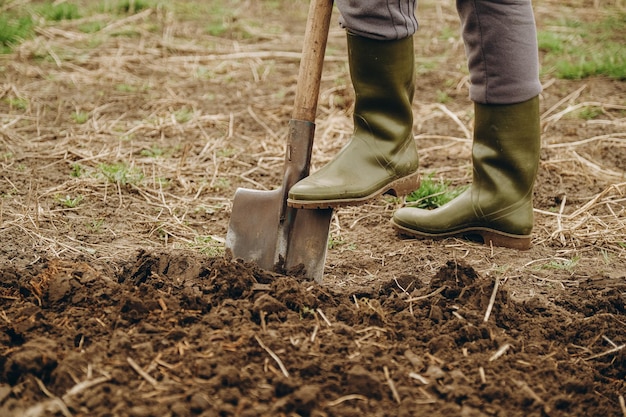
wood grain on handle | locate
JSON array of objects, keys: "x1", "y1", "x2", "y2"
[{"x1": 292, "y1": 0, "x2": 334, "y2": 122}]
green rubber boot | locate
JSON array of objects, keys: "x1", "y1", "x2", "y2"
[
  {"x1": 287, "y1": 33, "x2": 420, "y2": 209},
  {"x1": 392, "y1": 96, "x2": 541, "y2": 250}
]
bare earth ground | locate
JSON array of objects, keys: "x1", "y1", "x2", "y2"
[{"x1": 0, "y1": 0, "x2": 625, "y2": 416}]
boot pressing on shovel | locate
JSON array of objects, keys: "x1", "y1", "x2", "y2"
[{"x1": 225, "y1": 0, "x2": 334, "y2": 283}]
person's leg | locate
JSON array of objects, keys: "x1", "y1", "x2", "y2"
[
  {"x1": 458, "y1": 0, "x2": 542, "y2": 104},
  {"x1": 335, "y1": 0, "x2": 418, "y2": 41},
  {"x1": 287, "y1": 1, "x2": 420, "y2": 209},
  {"x1": 392, "y1": 0, "x2": 542, "y2": 249}
]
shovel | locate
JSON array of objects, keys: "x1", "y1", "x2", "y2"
[{"x1": 225, "y1": 0, "x2": 334, "y2": 282}]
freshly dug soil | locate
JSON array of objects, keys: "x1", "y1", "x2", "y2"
[{"x1": 1, "y1": 250, "x2": 624, "y2": 416}]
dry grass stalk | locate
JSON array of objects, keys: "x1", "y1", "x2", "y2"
[
  {"x1": 25, "y1": 378, "x2": 72, "y2": 417},
  {"x1": 479, "y1": 367, "x2": 486, "y2": 384},
  {"x1": 483, "y1": 277, "x2": 500, "y2": 323},
  {"x1": 325, "y1": 394, "x2": 368, "y2": 407},
  {"x1": 383, "y1": 366, "x2": 402, "y2": 405},
  {"x1": 127, "y1": 357, "x2": 159, "y2": 387},
  {"x1": 489, "y1": 343, "x2": 512, "y2": 362},
  {"x1": 584, "y1": 343, "x2": 626, "y2": 361},
  {"x1": 316, "y1": 308, "x2": 333, "y2": 327},
  {"x1": 406, "y1": 286, "x2": 446, "y2": 303},
  {"x1": 255, "y1": 335, "x2": 289, "y2": 378}
]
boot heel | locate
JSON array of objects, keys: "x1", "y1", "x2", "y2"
[
  {"x1": 478, "y1": 230, "x2": 531, "y2": 250},
  {"x1": 387, "y1": 171, "x2": 420, "y2": 197}
]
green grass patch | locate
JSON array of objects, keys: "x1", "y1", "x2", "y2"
[
  {"x1": 4, "y1": 97, "x2": 29, "y2": 110},
  {"x1": 204, "y1": 3, "x2": 251, "y2": 39},
  {"x1": 102, "y1": 0, "x2": 154, "y2": 14},
  {"x1": 538, "y1": 13, "x2": 626, "y2": 80},
  {"x1": 37, "y1": 2, "x2": 81, "y2": 21},
  {"x1": 88, "y1": 219, "x2": 106, "y2": 233},
  {"x1": 115, "y1": 84, "x2": 137, "y2": 93},
  {"x1": 70, "y1": 163, "x2": 85, "y2": 178},
  {"x1": 327, "y1": 235, "x2": 356, "y2": 251},
  {"x1": 71, "y1": 111, "x2": 90, "y2": 124},
  {"x1": 188, "y1": 235, "x2": 225, "y2": 257},
  {"x1": 540, "y1": 256, "x2": 580, "y2": 272},
  {"x1": 140, "y1": 145, "x2": 165, "y2": 158},
  {"x1": 98, "y1": 162, "x2": 144, "y2": 186},
  {"x1": 174, "y1": 107, "x2": 193, "y2": 124},
  {"x1": 576, "y1": 106, "x2": 604, "y2": 120},
  {"x1": 210, "y1": 177, "x2": 231, "y2": 191},
  {"x1": 56, "y1": 194, "x2": 84, "y2": 208},
  {"x1": 405, "y1": 173, "x2": 466, "y2": 209},
  {"x1": 0, "y1": 0, "x2": 161, "y2": 53},
  {"x1": 78, "y1": 21, "x2": 104, "y2": 34},
  {"x1": 0, "y1": 14, "x2": 34, "y2": 53}
]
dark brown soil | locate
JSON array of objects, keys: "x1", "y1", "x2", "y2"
[
  {"x1": 1, "y1": 0, "x2": 625, "y2": 416},
  {"x1": 1, "y1": 252, "x2": 624, "y2": 417}
]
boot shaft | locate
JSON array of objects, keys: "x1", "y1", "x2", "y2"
[
  {"x1": 472, "y1": 96, "x2": 541, "y2": 213},
  {"x1": 347, "y1": 34, "x2": 415, "y2": 144}
]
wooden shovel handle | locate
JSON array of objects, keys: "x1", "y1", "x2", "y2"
[{"x1": 292, "y1": 0, "x2": 334, "y2": 122}]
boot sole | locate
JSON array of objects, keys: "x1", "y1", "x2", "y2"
[
  {"x1": 391, "y1": 219, "x2": 532, "y2": 250},
  {"x1": 287, "y1": 171, "x2": 420, "y2": 209}
]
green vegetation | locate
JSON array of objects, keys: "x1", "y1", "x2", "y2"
[
  {"x1": 1, "y1": 1, "x2": 85, "y2": 53},
  {"x1": 216, "y1": 147, "x2": 236, "y2": 158},
  {"x1": 299, "y1": 305, "x2": 315, "y2": 319},
  {"x1": 56, "y1": 194, "x2": 84, "y2": 208},
  {"x1": 189, "y1": 235, "x2": 225, "y2": 257},
  {"x1": 576, "y1": 106, "x2": 604, "y2": 120},
  {"x1": 205, "y1": 4, "x2": 236, "y2": 37},
  {"x1": 4, "y1": 97, "x2": 29, "y2": 110},
  {"x1": 211, "y1": 177, "x2": 231, "y2": 191},
  {"x1": 70, "y1": 163, "x2": 85, "y2": 178},
  {"x1": 174, "y1": 108, "x2": 193, "y2": 124},
  {"x1": 71, "y1": 111, "x2": 90, "y2": 124},
  {"x1": 405, "y1": 173, "x2": 466, "y2": 209},
  {"x1": 327, "y1": 235, "x2": 356, "y2": 251},
  {"x1": 140, "y1": 145, "x2": 165, "y2": 158},
  {"x1": 109, "y1": 0, "x2": 153, "y2": 14},
  {"x1": 98, "y1": 162, "x2": 144, "y2": 186},
  {"x1": 538, "y1": 13, "x2": 626, "y2": 80},
  {"x1": 39, "y1": 2, "x2": 81, "y2": 21},
  {"x1": 116, "y1": 84, "x2": 137, "y2": 93},
  {"x1": 0, "y1": 0, "x2": 300, "y2": 54},
  {"x1": 0, "y1": 0, "x2": 161, "y2": 54},
  {"x1": 0, "y1": 14, "x2": 34, "y2": 53},
  {"x1": 541, "y1": 256, "x2": 580, "y2": 272},
  {"x1": 436, "y1": 90, "x2": 451, "y2": 104},
  {"x1": 88, "y1": 219, "x2": 106, "y2": 233},
  {"x1": 171, "y1": 1, "x2": 265, "y2": 40}
]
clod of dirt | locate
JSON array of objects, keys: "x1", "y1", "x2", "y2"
[
  {"x1": 2, "y1": 338, "x2": 58, "y2": 385},
  {"x1": 345, "y1": 365, "x2": 383, "y2": 400}
]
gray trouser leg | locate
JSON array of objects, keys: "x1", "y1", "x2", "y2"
[
  {"x1": 335, "y1": 0, "x2": 418, "y2": 40},
  {"x1": 335, "y1": 0, "x2": 542, "y2": 104},
  {"x1": 457, "y1": 0, "x2": 542, "y2": 104}
]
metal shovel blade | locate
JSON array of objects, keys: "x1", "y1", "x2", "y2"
[
  {"x1": 281, "y1": 205, "x2": 333, "y2": 281},
  {"x1": 226, "y1": 187, "x2": 332, "y2": 282},
  {"x1": 226, "y1": 186, "x2": 283, "y2": 272},
  {"x1": 226, "y1": 120, "x2": 333, "y2": 282}
]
